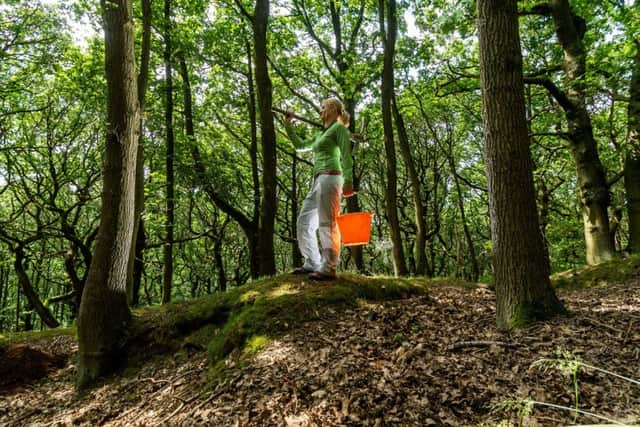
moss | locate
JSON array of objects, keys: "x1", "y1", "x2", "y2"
[
  {"x1": 551, "y1": 254, "x2": 640, "y2": 290},
  {"x1": 0, "y1": 326, "x2": 76, "y2": 347},
  {"x1": 206, "y1": 273, "x2": 429, "y2": 363},
  {"x1": 504, "y1": 299, "x2": 567, "y2": 329},
  {"x1": 243, "y1": 335, "x2": 270, "y2": 357},
  {"x1": 182, "y1": 324, "x2": 221, "y2": 351}
]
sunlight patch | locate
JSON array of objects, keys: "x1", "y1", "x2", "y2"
[
  {"x1": 590, "y1": 301, "x2": 640, "y2": 313},
  {"x1": 267, "y1": 284, "x2": 301, "y2": 298},
  {"x1": 240, "y1": 291, "x2": 262, "y2": 303},
  {"x1": 253, "y1": 339, "x2": 297, "y2": 365}
]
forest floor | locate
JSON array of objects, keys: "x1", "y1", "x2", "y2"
[{"x1": 1, "y1": 273, "x2": 639, "y2": 426}]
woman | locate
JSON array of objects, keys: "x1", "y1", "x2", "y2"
[{"x1": 285, "y1": 98, "x2": 354, "y2": 280}]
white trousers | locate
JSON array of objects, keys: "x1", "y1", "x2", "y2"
[{"x1": 297, "y1": 174, "x2": 343, "y2": 275}]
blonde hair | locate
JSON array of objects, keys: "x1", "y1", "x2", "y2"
[
  {"x1": 338, "y1": 111, "x2": 350, "y2": 127},
  {"x1": 323, "y1": 98, "x2": 344, "y2": 115}
]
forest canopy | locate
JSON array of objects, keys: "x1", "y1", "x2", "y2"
[{"x1": 0, "y1": 0, "x2": 638, "y2": 334}]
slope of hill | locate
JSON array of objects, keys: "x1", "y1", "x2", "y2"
[{"x1": 1, "y1": 265, "x2": 639, "y2": 426}]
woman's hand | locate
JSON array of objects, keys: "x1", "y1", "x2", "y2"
[{"x1": 343, "y1": 180, "x2": 355, "y2": 198}]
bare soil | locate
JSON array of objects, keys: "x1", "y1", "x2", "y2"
[{"x1": 1, "y1": 278, "x2": 639, "y2": 426}]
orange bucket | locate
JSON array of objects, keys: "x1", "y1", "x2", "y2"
[{"x1": 336, "y1": 212, "x2": 373, "y2": 246}]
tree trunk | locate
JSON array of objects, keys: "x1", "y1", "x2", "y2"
[
  {"x1": 246, "y1": 41, "x2": 263, "y2": 277},
  {"x1": 343, "y1": 102, "x2": 364, "y2": 273},
  {"x1": 291, "y1": 155, "x2": 303, "y2": 268},
  {"x1": 127, "y1": 0, "x2": 152, "y2": 305},
  {"x1": 254, "y1": 0, "x2": 277, "y2": 276},
  {"x1": 379, "y1": 0, "x2": 408, "y2": 276},
  {"x1": 14, "y1": 246, "x2": 59, "y2": 328},
  {"x1": 162, "y1": 0, "x2": 175, "y2": 303},
  {"x1": 477, "y1": 0, "x2": 565, "y2": 329},
  {"x1": 131, "y1": 222, "x2": 145, "y2": 306},
  {"x1": 63, "y1": 245, "x2": 82, "y2": 316},
  {"x1": 449, "y1": 152, "x2": 480, "y2": 282},
  {"x1": 438, "y1": 121, "x2": 480, "y2": 282},
  {"x1": 549, "y1": 0, "x2": 613, "y2": 264},
  {"x1": 626, "y1": 39, "x2": 640, "y2": 253},
  {"x1": 77, "y1": 0, "x2": 138, "y2": 389},
  {"x1": 392, "y1": 96, "x2": 428, "y2": 276},
  {"x1": 214, "y1": 234, "x2": 227, "y2": 292},
  {"x1": 0, "y1": 266, "x2": 8, "y2": 331},
  {"x1": 15, "y1": 284, "x2": 20, "y2": 332},
  {"x1": 537, "y1": 177, "x2": 552, "y2": 262}
]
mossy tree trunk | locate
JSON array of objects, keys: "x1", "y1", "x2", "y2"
[
  {"x1": 77, "y1": 0, "x2": 138, "y2": 390},
  {"x1": 626, "y1": 39, "x2": 640, "y2": 253},
  {"x1": 477, "y1": 0, "x2": 565, "y2": 329},
  {"x1": 550, "y1": 0, "x2": 614, "y2": 264},
  {"x1": 127, "y1": 0, "x2": 152, "y2": 306}
]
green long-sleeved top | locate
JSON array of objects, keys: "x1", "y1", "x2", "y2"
[{"x1": 285, "y1": 120, "x2": 353, "y2": 185}]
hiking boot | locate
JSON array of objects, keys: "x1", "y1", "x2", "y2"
[
  {"x1": 308, "y1": 271, "x2": 337, "y2": 281},
  {"x1": 292, "y1": 267, "x2": 314, "y2": 275}
]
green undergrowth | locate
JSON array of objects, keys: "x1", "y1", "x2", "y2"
[
  {"x1": 0, "y1": 326, "x2": 76, "y2": 347},
  {"x1": 551, "y1": 253, "x2": 640, "y2": 290}
]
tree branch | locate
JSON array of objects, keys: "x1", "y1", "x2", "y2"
[
  {"x1": 607, "y1": 169, "x2": 625, "y2": 187},
  {"x1": 518, "y1": 3, "x2": 552, "y2": 16},
  {"x1": 232, "y1": 0, "x2": 253, "y2": 24},
  {"x1": 47, "y1": 291, "x2": 77, "y2": 304},
  {"x1": 524, "y1": 76, "x2": 575, "y2": 112}
]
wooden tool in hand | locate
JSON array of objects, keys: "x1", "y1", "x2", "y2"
[{"x1": 271, "y1": 106, "x2": 323, "y2": 128}]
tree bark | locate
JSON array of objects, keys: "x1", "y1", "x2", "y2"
[
  {"x1": 254, "y1": 0, "x2": 277, "y2": 276},
  {"x1": 379, "y1": 0, "x2": 408, "y2": 276},
  {"x1": 77, "y1": 0, "x2": 138, "y2": 389},
  {"x1": 477, "y1": 0, "x2": 565, "y2": 328},
  {"x1": 625, "y1": 39, "x2": 640, "y2": 253},
  {"x1": 162, "y1": 0, "x2": 175, "y2": 303},
  {"x1": 245, "y1": 41, "x2": 263, "y2": 277},
  {"x1": 127, "y1": 0, "x2": 152, "y2": 305},
  {"x1": 549, "y1": 0, "x2": 613, "y2": 264}
]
